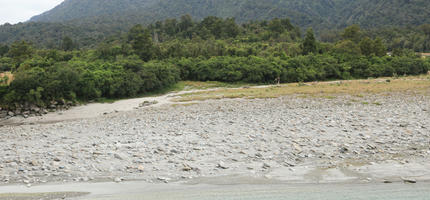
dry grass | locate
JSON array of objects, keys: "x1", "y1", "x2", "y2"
[
  {"x1": 174, "y1": 75, "x2": 430, "y2": 102},
  {"x1": 0, "y1": 71, "x2": 13, "y2": 85},
  {"x1": 180, "y1": 81, "x2": 254, "y2": 90}
]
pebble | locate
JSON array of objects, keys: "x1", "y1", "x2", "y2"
[
  {"x1": 217, "y1": 161, "x2": 229, "y2": 169},
  {"x1": 262, "y1": 163, "x2": 271, "y2": 169},
  {"x1": 401, "y1": 177, "x2": 417, "y2": 184},
  {"x1": 157, "y1": 177, "x2": 171, "y2": 183},
  {"x1": 383, "y1": 180, "x2": 393, "y2": 183},
  {"x1": 114, "y1": 177, "x2": 123, "y2": 183}
]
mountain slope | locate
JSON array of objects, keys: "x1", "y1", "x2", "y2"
[
  {"x1": 30, "y1": 0, "x2": 338, "y2": 29},
  {"x1": 1, "y1": 0, "x2": 429, "y2": 48},
  {"x1": 339, "y1": 0, "x2": 430, "y2": 27},
  {"x1": 30, "y1": 0, "x2": 430, "y2": 29},
  {"x1": 30, "y1": 0, "x2": 158, "y2": 22}
]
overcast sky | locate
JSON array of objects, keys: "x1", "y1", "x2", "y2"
[{"x1": 0, "y1": 0, "x2": 64, "y2": 24}]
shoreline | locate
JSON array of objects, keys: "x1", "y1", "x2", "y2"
[
  {"x1": 1, "y1": 179, "x2": 430, "y2": 200},
  {"x1": 0, "y1": 83, "x2": 429, "y2": 197}
]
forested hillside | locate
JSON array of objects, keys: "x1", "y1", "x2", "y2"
[
  {"x1": 30, "y1": 0, "x2": 430, "y2": 29},
  {"x1": 30, "y1": 0, "x2": 158, "y2": 22},
  {"x1": 1, "y1": 0, "x2": 430, "y2": 50}
]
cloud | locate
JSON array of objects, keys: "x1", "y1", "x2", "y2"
[{"x1": 0, "y1": 0, "x2": 64, "y2": 24}]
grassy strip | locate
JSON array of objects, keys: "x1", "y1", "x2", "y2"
[
  {"x1": 174, "y1": 75, "x2": 430, "y2": 102},
  {"x1": 180, "y1": 81, "x2": 256, "y2": 90}
]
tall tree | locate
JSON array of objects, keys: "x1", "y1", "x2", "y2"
[
  {"x1": 359, "y1": 37, "x2": 373, "y2": 56},
  {"x1": 302, "y1": 28, "x2": 317, "y2": 55},
  {"x1": 222, "y1": 18, "x2": 240, "y2": 38},
  {"x1": 8, "y1": 41, "x2": 33, "y2": 66},
  {"x1": 268, "y1": 18, "x2": 284, "y2": 34},
  {"x1": 179, "y1": 14, "x2": 194, "y2": 39},
  {"x1": 128, "y1": 25, "x2": 154, "y2": 61},
  {"x1": 0, "y1": 44, "x2": 9, "y2": 57},
  {"x1": 372, "y1": 37, "x2": 386, "y2": 57},
  {"x1": 179, "y1": 14, "x2": 193, "y2": 32},
  {"x1": 342, "y1": 25, "x2": 362, "y2": 43},
  {"x1": 61, "y1": 36, "x2": 75, "y2": 51}
]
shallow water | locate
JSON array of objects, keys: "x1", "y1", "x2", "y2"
[
  {"x1": 85, "y1": 183, "x2": 430, "y2": 200},
  {"x1": 1, "y1": 181, "x2": 429, "y2": 200}
]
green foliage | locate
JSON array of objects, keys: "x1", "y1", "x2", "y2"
[
  {"x1": 359, "y1": 37, "x2": 373, "y2": 56},
  {"x1": 1, "y1": 17, "x2": 429, "y2": 109},
  {"x1": 359, "y1": 37, "x2": 387, "y2": 57},
  {"x1": 0, "y1": 57, "x2": 13, "y2": 72},
  {"x1": 302, "y1": 28, "x2": 317, "y2": 55},
  {"x1": 332, "y1": 40, "x2": 361, "y2": 56},
  {"x1": 61, "y1": 36, "x2": 76, "y2": 51},
  {"x1": 372, "y1": 38, "x2": 386, "y2": 57},
  {"x1": 175, "y1": 56, "x2": 280, "y2": 83},
  {"x1": 0, "y1": 44, "x2": 8, "y2": 57},
  {"x1": 128, "y1": 25, "x2": 155, "y2": 61},
  {"x1": 2, "y1": 0, "x2": 430, "y2": 49},
  {"x1": 8, "y1": 41, "x2": 33, "y2": 65},
  {"x1": 30, "y1": 0, "x2": 430, "y2": 30},
  {"x1": 342, "y1": 25, "x2": 362, "y2": 43},
  {"x1": 0, "y1": 53, "x2": 180, "y2": 107}
]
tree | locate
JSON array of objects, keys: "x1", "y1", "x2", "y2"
[
  {"x1": 179, "y1": 14, "x2": 194, "y2": 39},
  {"x1": 419, "y1": 24, "x2": 430, "y2": 52},
  {"x1": 302, "y1": 28, "x2": 317, "y2": 55},
  {"x1": 179, "y1": 14, "x2": 193, "y2": 32},
  {"x1": 359, "y1": 37, "x2": 373, "y2": 56},
  {"x1": 333, "y1": 40, "x2": 361, "y2": 55},
  {"x1": 61, "y1": 36, "x2": 75, "y2": 51},
  {"x1": 268, "y1": 18, "x2": 284, "y2": 35},
  {"x1": 420, "y1": 24, "x2": 430, "y2": 36},
  {"x1": 0, "y1": 44, "x2": 9, "y2": 57},
  {"x1": 128, "y1": 25, "x2": 154, "y2": 61},
  {"x1": 280, "y1": 18, "x2": 294, "y2": 31},
  {"x1": 222, "y1": 18, "x2": 240, "y2": 38},
  {"x1": 342, "y1": 25, "x2": 362, "y2": 43},
  {"x1": 200, "y1": 16, "x2": 223, "y2": 39},
  {"x1": 164, "y1": 19, "x2": 179, "y2": 36},
  {"x1": 8, "y1": 41, "x2": 33, "y2": 66},
  {"x1": 373, "y1": 37, "x2": 386, "y2": 57}
]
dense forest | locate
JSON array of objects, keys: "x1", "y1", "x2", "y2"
[
  {"x1": 2, "y1": 0, "x2": 430, "y2": 50},
  {"x1": 31, "y1": 0, "x2": 430, "y2": 28},
  {"x1": 1, "y1": 16, "x2": 429, "y2": 111}
]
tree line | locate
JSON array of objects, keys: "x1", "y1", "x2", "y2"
[{"x1": 0, "y1": 16, "x2": 429, "y2": 109}]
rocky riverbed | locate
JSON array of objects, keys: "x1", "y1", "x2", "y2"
[{"x1": 0, "y1": 93, "x2": 429, "y2": 186}]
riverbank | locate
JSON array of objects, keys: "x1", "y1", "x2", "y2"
[{"x1": 0, "y1": 90, "x2": 429, "y2": 186}]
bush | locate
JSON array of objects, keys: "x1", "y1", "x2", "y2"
[{"x1": 391, "y1": 57, "x2": 428, "y2": 75}]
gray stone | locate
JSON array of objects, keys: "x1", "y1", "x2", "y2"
[
  {"x1": 157, "y1": 177, "x2": 171, "y2": 183},
  {"x1": 340, "y1": 147, "x2": 349, "y2": 153},
  {"x1": 402, "y1": 177, "x2": 417, "y2": 183},
  {"x1": 217, "y1": 161, "x2": 229, "y2": 169},
  {"x1": 262, "y1": 163, "x2": 271, "y2": 169},
  {"x1": 114, "y1": 153, "x2": 126, "y2": 160}
]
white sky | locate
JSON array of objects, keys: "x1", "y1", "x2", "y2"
[{"x1": 0, "y1": 0, "x2": 64, "y2": 24}]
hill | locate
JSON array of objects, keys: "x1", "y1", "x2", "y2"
[
  {"x1": 0, "y1": 0, "x2": 429, "y2": 48},
  {"x1": 30, "y1": 0, "x2": 430, "y2": 28},
  {"x1": 30, "y1": 0, "x2": 158, "y2": 22}
]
